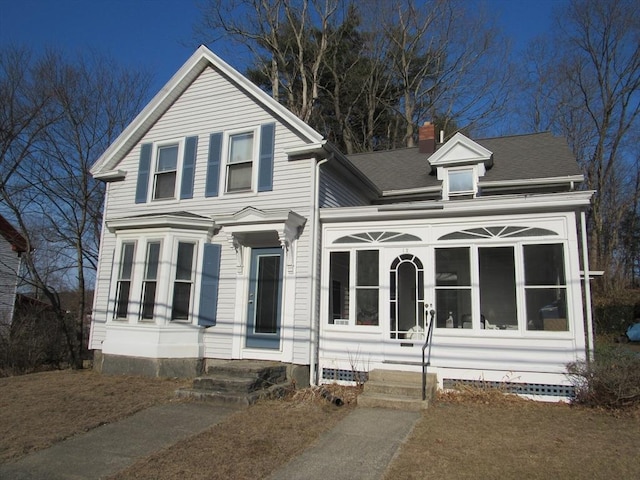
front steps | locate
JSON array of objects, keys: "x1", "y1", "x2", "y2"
[
  {"x1": 357, "y1": 369, "x2": 437, "y2": 411},
  {"x1": 176, "y1": 360, "x2": 290, "y2": 406}
]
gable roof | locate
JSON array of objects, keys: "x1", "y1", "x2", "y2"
[
  {"x1": 349, "y1": 132, "x2": 583, "y2": 193},
  {"x1": 0, "y1": 214, "x2": 27, "y2": 253},
  {"x1": 91, "y1": 45, "x2": 325, "y2": 177}
]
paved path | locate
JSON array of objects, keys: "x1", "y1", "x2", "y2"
[
  {"x1": 0, "y1": 404, "x2": 420, "y2": 480},
  {"x1": 0, "y1": 403, "x2": 237, "y2": 480},
  {"x1": 267, "y1": 408, "x2": 420, "y2": 480}
]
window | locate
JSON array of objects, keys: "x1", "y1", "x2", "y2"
[
  {"x1": 448, "y1": 168, "x2": 475, "y2": 197},
  {"x1": 329, "y1": 252, "x2": 350, "y2": 324},
  {"x1": 171, "y1": 242, "x2": 195, "y2": 321},
  {"x1": 140, "y1": 242, "x2": 161, "y2": 320},
  {"x1": 226, "y1": 132, "x2": 254, "y2": 192},
  {"x1": 479, "y1": 247, "x2": 517, "y2": 330},
  {"x1": 153, "y1": 144, "x2": 179, "y2": 200},
  {"x1": 327, "y1": 250, "x2": 379, "y2": 326},
  {"x1": 433, "y1": 242, "x2": 568, "y2": 333},
  {"x1": 435, "y1": 248, "x2": 472, "y2": 328},
  {"x1": 114, "y1": 242, "x2": 136, "y2": 319},
  {"x1": 524, "y1": 244, "x2": 567, "y2": 331},
  {"x1": 356, "y1": 250, "x2": 379, "y2": 325}
]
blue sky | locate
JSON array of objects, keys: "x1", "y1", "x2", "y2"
[{"x1": 0, "y1": 0, "x2": 563, "y2": 95}]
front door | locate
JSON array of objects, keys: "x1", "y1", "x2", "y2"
[
  {"x1": 246, "y1": 247, "x2": 283, "y2": 349},
  {"x1": 389, "y1": 252, "x2": 426, "y2": 340}
]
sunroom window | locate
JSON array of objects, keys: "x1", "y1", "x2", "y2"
[
  {"x1": 435, "y1": 248, "x2": 472, "y2": 329},
  {"x1": 524, "y1": 244, "x2": 567, "y2": 331},
  {"x1": 479, "y1": 247, "x2": 518, "y2": 330},
  {"x1": 328, "y1": 250, "x2": 379, "y2": 326}
]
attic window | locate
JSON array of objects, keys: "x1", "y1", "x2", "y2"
[{"x1": 449, "y1": 169, "x2": 474, "y2": 195}]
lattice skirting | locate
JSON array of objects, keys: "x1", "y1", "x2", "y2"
[
  {"x1": 443, "y1": 378, "x2": 575, "y2": 398},
  {"x1": 322, "y1": 368, "x2": 368, "y2": 383}
]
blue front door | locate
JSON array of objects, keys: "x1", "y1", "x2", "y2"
[{"x1": 246, "y1": 247, "x2": 283, "y2": 349}]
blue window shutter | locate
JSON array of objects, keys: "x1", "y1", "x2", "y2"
[
  {"x1": 205, "y1": 132, "x2": 222, "y2": 197},
  {"x1": 180, "y1": 136, "x2": 198, "y2": 199},
  {"x1": 135, "y1": 143, "x2": 152, "y2": 203},
  {"x1": 198, "y1": 243, "x2": 221, "y2": 327},
  {"x1": 258, "y1": 123, "x2": 275, "y2": 192}
]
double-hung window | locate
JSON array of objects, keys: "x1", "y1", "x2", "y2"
[
  {"x1": 171, "y1": 241, "x2": 196, "y2": 321},
  {"x1": 524, "y1": 244, "x2": 567, "y2": 331},
  {"x1": 153, "y1": 144, "x2": 179, "y2": 200},
  {"x1": 435, "y1": 248, "x2": 472, "y2": 328},
  {"x1": 140, "y1": 241, "x2": 161, "y2": 320},
  {"x1": 114, "y1": 242, "x2": 136, "y2": 319},
  {"x1": 226, "y1": 132, "x2": 255, "y2": 192}
]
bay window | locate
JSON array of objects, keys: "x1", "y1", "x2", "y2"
[
  {"x1": 114, "y1": 242, "x2": 136, "y2": 319},
  {"x1": 171, "y1": 242, "x2": 196, "y2": 321},
  {"x1": 140, "y1": 241, "x2": 161, "y2": 320}
]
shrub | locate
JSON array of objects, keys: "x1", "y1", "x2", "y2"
[{"x1": 567, "y1": 345, "x2": 640, "y2": 408}]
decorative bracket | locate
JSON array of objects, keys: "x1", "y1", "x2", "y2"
[{"x1": 227, "y1": 234, "x2": 244, "y2": 274}]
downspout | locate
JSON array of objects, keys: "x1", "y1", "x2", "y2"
[
  {"x1": 580, "y1": 210, "x2": 594, "y2": 362},
  {"x1": 309, "y1": 154, "x2": 331, "y2": 386}
]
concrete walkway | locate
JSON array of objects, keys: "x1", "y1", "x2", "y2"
[
  {"x1": 0, "y1": 403, "x2": 238, "y2": 480},
  {"x1": 0, "y1": 404, "x2": 420, "y2": 480}
]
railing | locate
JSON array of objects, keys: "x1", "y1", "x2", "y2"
[{"x1": 421, "y1": 308, "x2": 436, "y2": 401}]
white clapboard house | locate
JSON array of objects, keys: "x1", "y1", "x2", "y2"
[{"x1": 89, "y1": 46, "x2": 595, "y2": 400}]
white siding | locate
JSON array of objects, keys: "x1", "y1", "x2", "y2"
[{"x1": 93, "y1": 65, "x2": 319, "y2": 365}]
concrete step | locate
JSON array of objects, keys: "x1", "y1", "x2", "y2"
[
  {"x1": 357, "y1": 369, "x2": 437, "y2": 410},
  {"x1": 363, "y1": 381, "x2": 424, "y2": 398},
  {"x1": 177, "y1": 360, "x2": 290, "y2": 405},
  {"x1": 357, "y1": 392, "x2": 429, "y2": 411}
]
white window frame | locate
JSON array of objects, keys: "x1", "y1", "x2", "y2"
[
  {"x1": 151, "y1": 139, "x2": 184, "y2": 201},
  {"x1": 433, "y1": 240, "x2": 571, "y2": 334},
  {"x1": 445, "y1": 166, "x2": 476, "y2": 199},
  {"x1": 224, "y1": 127, "x2": 259, "y2": 194},
  {"x1": 139, "y1": 240, "x2": 163, "y2": 322},
  {"x1": 169, "y1": 238, "x2": 198, "y2": 322},
  {"x1": 327, "y1": 248, "x2": 381, "y2": 328},
  {"x1": 113, "y1": 241, "x2": 137, "y2": 320},
  {"x1": 109, "y1": 232, "x2": 204, "y2": 325}
]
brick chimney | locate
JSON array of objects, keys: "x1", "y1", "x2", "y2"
[{"x1": 418, "y1": 121, "x2": 436, "y2": 154}]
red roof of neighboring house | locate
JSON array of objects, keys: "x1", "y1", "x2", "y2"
[{"x1": 0, "y1": 214, "x2": 28, "y2": 253}]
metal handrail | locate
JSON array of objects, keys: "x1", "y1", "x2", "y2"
[{"x1": 421, "y1": 308, "x2": 436, "y2": 401}]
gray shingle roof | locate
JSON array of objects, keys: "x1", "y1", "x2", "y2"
[{"x1": 348, "y1": 132, "x2": 581, "y2": 193}]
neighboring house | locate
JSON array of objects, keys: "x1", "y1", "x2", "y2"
[
  {"x1": 0, "y1": 215, "x2": 27, "y2": 331},
  {"x1": 89, "y1": 46, "x2": 595, "y2": 400}
]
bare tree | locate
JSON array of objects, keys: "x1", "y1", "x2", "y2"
[
  {"x1": 0, "y1": 46, "x2": 151, "y2": 368},
  {"x1": 517, "y1": 0, "x2": 640, "y2": 290}
]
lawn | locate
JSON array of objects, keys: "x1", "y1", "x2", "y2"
[{"x1": 1, "y1": 369, "x2": 639, "y2": 479}]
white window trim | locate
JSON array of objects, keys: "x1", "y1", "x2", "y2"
[
  {"x1": 150, "y1": 138, "x2": 185, "y2": 202},
  {"x1": 438, "y1": 164, "x2": 485, "y2": 200},
  {"x1": 222, "y1": 126, "x2": 260, "y2": 195},
  {"x1": 109, "y1": 231, "x2": 206, "y2": 326},
  {"x1": 139, "y1": 239, "x2": 163, "y2": 322}
]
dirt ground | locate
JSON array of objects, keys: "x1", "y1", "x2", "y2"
[{"x1": 1, "y1": 370, "x2": 639, "y2": 479}]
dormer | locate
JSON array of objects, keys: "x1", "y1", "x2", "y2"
[{"x1": 427, "y1": 132, "x2": 493, "y2": 200}]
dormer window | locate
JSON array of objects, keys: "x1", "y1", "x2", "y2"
[
  {"x1": 448, "y1": 168, "x2": 475, "y2": 197},
  {"x1": 426, "y1": 132, "x2": 493, "y2": 201}
]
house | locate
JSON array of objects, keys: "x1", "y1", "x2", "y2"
[
  {"x1": 89, "y1": 46, "x2": 595, "y2": 400},
  {"x1": 0, "y1": 214, "x2": 27, "y2": 332}
]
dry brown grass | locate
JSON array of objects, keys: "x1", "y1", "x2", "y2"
[
  {"x1": 0, "y1": 369, "x2": 189, "y2": 463},
  {"x1": 3, "y1": 371, "x2": 640, "y2": 479},
  {"x1": 385, "y1": 388, "x2": 640, "y2": 480},
  {"x1": 110, "y1": 384, "x2": 355, "y2": 480}
]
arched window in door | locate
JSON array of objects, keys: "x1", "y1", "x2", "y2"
[{"x1": 390, "y1": 254, "x2": 425, "y2": 339}]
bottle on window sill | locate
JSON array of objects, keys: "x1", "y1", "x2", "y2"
[{"x1": 446, "y1": 312, "x2": 454, "y2": 328}]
